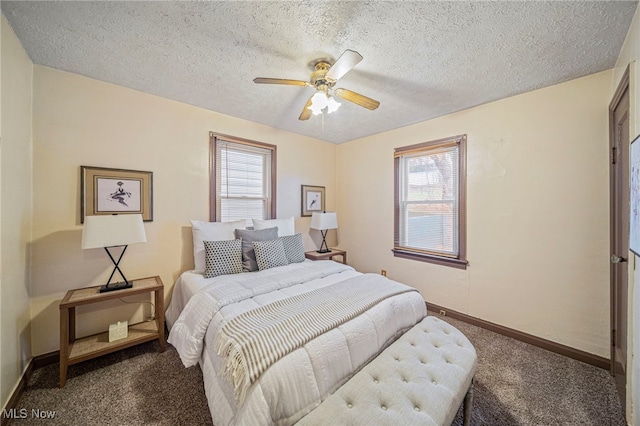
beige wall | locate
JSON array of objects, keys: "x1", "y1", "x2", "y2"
[
  {"x1": 337, "y1": 70, "x2": 612, "y2": 358},
  {"x1": 614, "y1": 4, "x2": 640, "y2": 423},
  {"x1": 1, "y1": 16, "x2": 33, "y2": 408},
  {"x1": 30, "y1": 66, "x2": 336, "y2": 355}
]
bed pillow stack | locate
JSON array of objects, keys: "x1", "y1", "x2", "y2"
[{"x1": 192, "y1": 217, "x2": 306, "y2": 277}]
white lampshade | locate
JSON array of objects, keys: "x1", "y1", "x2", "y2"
[
  {"x1": 81, "y1": 214, "x2": 147, "y2": 249},
  {"x1": 310, "y1": 212, "x2": 338, "y2": 231}
]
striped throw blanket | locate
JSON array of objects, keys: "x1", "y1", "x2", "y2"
[{"x1": 214, "y1": 273, "x2": 419, "y2": 403}]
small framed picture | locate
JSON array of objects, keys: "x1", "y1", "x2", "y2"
[
  {"x1": 301, "y1": 185, "x2": 325, "y2": 217},
  {"x1": 630, "y1": 135, "x2": 640, "y2": 255},
  {"x1": 81, "y1": 166, "x2": 153, "y2": 223}
]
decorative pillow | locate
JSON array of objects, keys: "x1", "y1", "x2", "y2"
[
  {"x1": 203, "y1": 239, "x2": 243, "y2": 278},
  {"x1": 280, "y1": 233, "x2": 306, "y2": 264},
  {"x1": 252, "y1": 217, "x2": 295, "y2": 236},
  {"x1": 234, "y1": 227, "x2": 279, "y2": 272},
  {"x1": 190, "y1": 219, "x2": 246, "y2": 273},
  {"x1": 253, "y1": 239, "x2": 289, "y2": 271}
]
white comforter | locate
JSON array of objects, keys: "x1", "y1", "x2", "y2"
[{"x1": 166, "y1": 260, "x2": 426, "y2": 425}]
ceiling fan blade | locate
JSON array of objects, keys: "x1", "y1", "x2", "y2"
[
  {"x1": 326, "y1": 50, "x2": 363, "y2": 81},
  {"x1": 298, "y1": 95, "x2": 314, "y2": 121},
  {"x1": 253, "y1": 78, "x2": 309, "y2": 86},
  {"x1": 334, "y1": 88, "x2": 380, "y2": 110}
]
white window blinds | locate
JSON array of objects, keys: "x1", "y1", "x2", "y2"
[
  {"x1": 394, "y1": 134, "x2": 467, "y2": 268},
  {"x1": 213, "y1": 137, "x2": 274, "y2": 222},
  {"x1": 397, "y1": 144, "x2": 459, "y2": 256}
]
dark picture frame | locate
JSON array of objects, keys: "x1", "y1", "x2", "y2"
[
  {"x1": 301, "y1": 185, "x2": 325, "y2": 217},
  {"x1": 81, "y1": 166, "x2": 153, "y2": 223},
  {"x1": 630, "y1": 134, "x2": 640, "y2": 255}
]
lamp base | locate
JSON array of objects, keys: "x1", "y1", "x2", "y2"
[
  {"x1": 99, "y1": 281, "x2": 133, "y2": 293},
  {"x1": 317, "y1": 230, "x2": 331, "y2": 254}
]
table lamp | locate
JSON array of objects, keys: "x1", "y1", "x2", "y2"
[
  {"x1": 81, "y1": 214, "x2": 147, "y2": 292},
  {"x1": 310, "y1": 212, "x2": 338, "y2": 253}
]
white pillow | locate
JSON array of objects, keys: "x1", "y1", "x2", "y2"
[
  {"x1": 252, "y1": 217, "x2": 295, "y2": 236},
  {"x1": 190, "y1": 219, "x2": 246, "y2": 273}
]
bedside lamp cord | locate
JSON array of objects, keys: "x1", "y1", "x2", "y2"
[{"x1": 118, "y1": 298, "x2": 156, "y2": 321}]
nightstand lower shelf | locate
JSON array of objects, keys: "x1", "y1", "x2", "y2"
[{"x1": 67, "y1": 321, "x2": 160, "y2": 364}]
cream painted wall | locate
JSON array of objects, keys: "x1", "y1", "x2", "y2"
[
  {"x1": 1, "y1": 16, "x2": 33, "y2": 408},
  {"x1": 337, "y1": 70, "x2": 612, "y2": 358},
  {"x1": 30, "y1": 66, "x2": 336, "y2": 355},
  {"x1": 614, "y1": 4, "x2": 640, "y2": 423}
]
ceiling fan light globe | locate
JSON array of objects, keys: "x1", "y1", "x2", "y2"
[
  {"x1": 309, "y1": 105, "x2": 324, "y2": 115},
  {"x1": 326, "y1": 97, "x2": 341, "y2": 114},
  {"x1": 311, "y1": 92, "x2": 328, "y2": 108}
]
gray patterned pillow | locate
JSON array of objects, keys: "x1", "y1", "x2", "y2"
[
  {"x1": 203, "y1": 239, "x2": 243, "y2": 278},
  {"x1": 235, "y1": 227, "x2": 279, "y2": 272},
  {"x1": 253, "y1": 238, "x2": 289, "y2": 271},
  {"x1": 280, "y1": 233, "x2": 305, "y2": 264}
]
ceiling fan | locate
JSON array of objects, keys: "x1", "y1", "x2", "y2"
[{"x1": 253, "y1": 49, "x2": 380, "y2": 120}]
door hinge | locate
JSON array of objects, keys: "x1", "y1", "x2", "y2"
[
  {"x1": 611, "y1": 146, "x2": 617, "y2": 164},
  {"x1": 612, "y1": 329, "x2": 616, "y2": 346}
]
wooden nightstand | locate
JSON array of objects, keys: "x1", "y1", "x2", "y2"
[
  {"x1": 59, "y1": 276, "x2": 165, "y2": 388},
  {"x1": 305, "y1": 248, "x2": 347, "y2": 265}
]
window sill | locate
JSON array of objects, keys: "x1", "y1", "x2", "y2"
[{"x1": 392, "y1": 249, "x2": 468, "y2": 270}]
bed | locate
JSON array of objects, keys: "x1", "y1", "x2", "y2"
[{"x1": 166, "y1": 220, "x2": 427, "y2": 425}]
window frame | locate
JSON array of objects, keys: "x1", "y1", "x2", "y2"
[
  {"x1": 209, "y1": 132, "x2": 277, "y2": 222},
  {"x1": 393, "y1": 134, "x2": 468, "y2": 269}
]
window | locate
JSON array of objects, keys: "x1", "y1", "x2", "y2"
[
  {"x1": 210, "y1": 132, "x2": 276, "y2": 222},
  {"x1": 393, "y1": 134, "x2": 467, "y2": 269}
]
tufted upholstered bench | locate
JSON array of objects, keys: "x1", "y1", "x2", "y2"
[{"x1": 298, "y1": 316, "x2": 477, "y2": 426}]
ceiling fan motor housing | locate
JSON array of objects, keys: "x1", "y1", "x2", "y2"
[{"x1": 311, "y1": 62, "x2": 335, "y2": 93}]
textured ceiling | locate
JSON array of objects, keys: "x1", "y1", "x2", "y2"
[{"x1": 2, "y1": 1, "x2": 637, "y2": 144}]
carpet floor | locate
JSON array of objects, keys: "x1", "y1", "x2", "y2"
[{"x1": 9, "y1": 313, "x2": 626, "y2": 425}]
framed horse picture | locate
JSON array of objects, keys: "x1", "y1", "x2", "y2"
[{"x1": 81, "y1": 166, "x2": 153, "y2": 223}]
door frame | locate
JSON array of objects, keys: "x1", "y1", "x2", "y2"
[{"x1": 609, "y1": 65, "x2": 630, "y2": 392}]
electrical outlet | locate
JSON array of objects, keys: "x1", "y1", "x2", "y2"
[
  {"x1": 109, "y1": 321, "x2": 128, "y2": 342},
  {"x1": 439, "y1": 310, "x2": 446, "y2": 316},
  {"x1": 381, "y1": 270, "x2": 387, "y2": 277}
]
